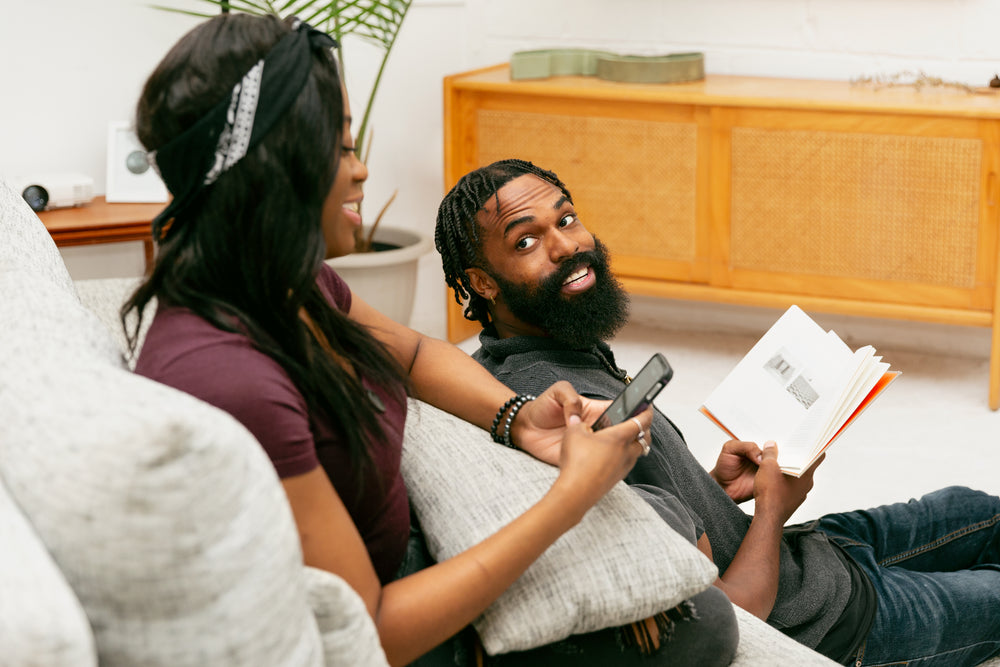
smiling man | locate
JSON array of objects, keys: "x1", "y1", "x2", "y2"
[
  {"x1": 454, "y1": 170, "x2": 629, "y2": 349},
  {"x1": 435, "y1": 158, "x2": 1000, "y2": 667}
]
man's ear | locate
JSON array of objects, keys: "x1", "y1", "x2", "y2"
[{"x1": 465, "y1": 267, "x2": 497, "y2": 301}]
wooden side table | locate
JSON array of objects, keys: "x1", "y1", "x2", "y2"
[{"x1": 38, "y1": 196, "x2": 163, "y2": 271}]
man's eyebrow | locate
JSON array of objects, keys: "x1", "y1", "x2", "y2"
[
  {"x1": 500, "y1": 195, "x2": 570, "y2": 238},
  {"x1": 502, "y1": 215, "x2": 533, "y2": 238}
]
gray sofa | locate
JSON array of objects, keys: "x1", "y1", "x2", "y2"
[{"x1": 1, "y1": 177, "x2": 848, "y2": 665}]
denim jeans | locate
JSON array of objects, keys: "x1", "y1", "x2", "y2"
[{"x1": 814, "y1": 486, "x2": 1000, "y2": 667}]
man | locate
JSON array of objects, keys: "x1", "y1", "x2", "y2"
[{"x1": 435, "y1": 158, "x2": 1000, "y2": 667}]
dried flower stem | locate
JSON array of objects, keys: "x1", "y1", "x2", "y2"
[{"x1": 850, "y1": 70, "x2": 979, "y2": 94}]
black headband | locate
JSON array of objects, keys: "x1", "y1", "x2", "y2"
[{"x1": 149, "y1": 20, "x2": 337, "y2": 241}]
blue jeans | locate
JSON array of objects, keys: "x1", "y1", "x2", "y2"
[{"x1": 814, "y1": 486, "x2": 1000, "y2": 667}]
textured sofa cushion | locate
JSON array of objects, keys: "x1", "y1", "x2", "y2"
[
  {"x1": 74, "y1": 276, "x2": 151, "y2": 369},
  {"x1": 0, "y1": 339, "x2": 325, "y2": 665},
  {"x1": 0, "y1": 179, "x2": 75, "y2": 291},
  {"x1": 304, "y1": 567, "x2": 390, "y2": 666},
  {"x1": 730, "y1": 606, "x2": 839, "y2": 666},
  {"x1": 400, "y1": 400, "x2": 718, "y2": 655},
  {"x1": 0, "y1": 476, "x2": 97, "y2": 667},
  {"x1": 0, "y1": 236, "x2": 326, "y2": 664}
]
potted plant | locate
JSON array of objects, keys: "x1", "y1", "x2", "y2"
[{"x1": 160, "y1": 0, "x2": 432, "y2": 325}]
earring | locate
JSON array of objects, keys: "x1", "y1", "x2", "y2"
[{"x1": 489, "y1": 295, "x2": 496, "y2": 305}]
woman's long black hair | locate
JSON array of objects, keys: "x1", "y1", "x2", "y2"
[{"x1": 122, "y1": 13, "x2": 406, "y2": 476}]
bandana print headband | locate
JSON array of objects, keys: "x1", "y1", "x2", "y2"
[{"x1": 149, "y1": 20, "x2": 337, "y2": 240}]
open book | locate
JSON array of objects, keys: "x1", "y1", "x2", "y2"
[{"x1": 700, "y1": 305, "x2": 899, "y2": 477}]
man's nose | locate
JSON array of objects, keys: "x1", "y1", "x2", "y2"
[{"x1": 548, "y1": 230, "x2": 579, "y2": 262}]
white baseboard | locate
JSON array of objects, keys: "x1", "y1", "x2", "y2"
[{"x1": 628, "y1": 295, "x2": 992, "y2": 361}]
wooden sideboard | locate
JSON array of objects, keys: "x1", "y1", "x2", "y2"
[
  {"x1": 38, "y1": 196, "x2": 162, "y2": 271},
  {"x1": 443, "y1": 64, "x2": 1000, "y2": 408}
]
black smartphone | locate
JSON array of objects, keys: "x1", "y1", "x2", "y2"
[{"x1": 592, "y1": 353, "x2": 673, "y2": 430}]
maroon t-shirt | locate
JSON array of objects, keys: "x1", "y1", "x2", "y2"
[{"x1": 135, "y1": 265, "x2": 410, "y2": 583}]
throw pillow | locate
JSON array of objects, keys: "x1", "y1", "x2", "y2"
[{"x1": 399, "y1": 400, "x2": 718, "y2": 655}]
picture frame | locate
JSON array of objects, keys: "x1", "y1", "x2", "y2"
[{"x1": 105, "y1": 120, "x2": 168, "y2": 203}]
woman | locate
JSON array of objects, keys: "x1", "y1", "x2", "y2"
[{"x1": 124, "y1": 13, "x2": 734, "y2": 666}]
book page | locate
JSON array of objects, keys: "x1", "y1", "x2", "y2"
[
  {"x1": 816, "y1": 349, "x2": 886, "y2": 447},
  {"x1": 702, "y1": 307, "x2": 856, "y2": 443},
  {"x1": 701, "y1": 306, "x2": 874, "y2": 473}
]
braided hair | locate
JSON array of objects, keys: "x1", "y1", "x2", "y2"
[{"x1": 435, "y1": 159, "x2": 573, "y2": 328}]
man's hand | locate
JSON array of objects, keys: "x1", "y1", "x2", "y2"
[
  {"x1": 752, "y1": 442, "x2": 822, "y2": 526},
  {"x1": 510, "y1": 382, "x2": 611, "y2": 465},
  {"x1": 710, "y1": 439, "x2": 763, "y2": 503}
]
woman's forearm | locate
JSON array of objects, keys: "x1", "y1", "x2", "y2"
[
  {"x1": 375, "y1": 477, "x2": 589, "y2": 665},
  {"x1": 406, "y1": 334, "x2": 515, "y2": 429}
]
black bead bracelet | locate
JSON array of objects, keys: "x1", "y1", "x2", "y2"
[{"x1": 490, "y1": 394, "x2": 536, "y2": 449}]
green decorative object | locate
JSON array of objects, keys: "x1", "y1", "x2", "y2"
[{"x1": 510, "y1": 48, "x2": 704, "y2": 84}]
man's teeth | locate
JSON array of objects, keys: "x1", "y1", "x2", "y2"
[
  {"x1": 344, "y1": 202, "x2": 359, "y2": 213},
  {"x1": 564, "y1": 267, "x2": 588, "y2": 285}
]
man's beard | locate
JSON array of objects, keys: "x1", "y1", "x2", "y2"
[{"x1": 490, "y1": 238, "x2": 630, "y2": 349}]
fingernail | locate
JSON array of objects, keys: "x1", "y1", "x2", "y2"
[
  {"x1": 764, "y1": 440, "x2": 776, "y2": 449},
  {"x1": 568, "y1": 414, "x2": 581, "y2": 425}
]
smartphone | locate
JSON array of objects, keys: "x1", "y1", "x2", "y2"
[{"x1": 592, "y1": 352, "x2": 673, "y2": 430}]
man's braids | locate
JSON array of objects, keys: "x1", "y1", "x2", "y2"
[{"x1": 434, "y1": 159, "x2": 573, "y2": 328}]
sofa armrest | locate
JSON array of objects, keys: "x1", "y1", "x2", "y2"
[{"x1": 730, "y1": 605, "x2": 839, "y2": 666}]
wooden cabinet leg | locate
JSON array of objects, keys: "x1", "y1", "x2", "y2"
[{"x1": 991, "y1": 320, "x2": 1000, "y2": 410}]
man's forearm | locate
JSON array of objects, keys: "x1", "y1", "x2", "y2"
[{"x1": 704, "y1": 509, "x2": 784, "y2": 619}]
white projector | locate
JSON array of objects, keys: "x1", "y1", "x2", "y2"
[{"x1": 12, "y1": 173, "x2": 94, "y2": 212}]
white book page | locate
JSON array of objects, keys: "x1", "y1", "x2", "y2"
[
  {"x1": 702, "y1": 306, "x2": 858, "y2": 453},
  {"x1": 817, "y1": 354, "x2": 889, "y2": 447}
]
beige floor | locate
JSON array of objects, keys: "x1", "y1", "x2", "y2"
[{"x1": 459, "y1": 300, "x2": 1000, "y2": 524}]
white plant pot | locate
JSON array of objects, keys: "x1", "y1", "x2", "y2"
[{"x1": 325, "y1": 225, "x2": 433, "y2": 326}]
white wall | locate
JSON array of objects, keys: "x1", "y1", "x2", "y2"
[{"x1": 4, "y1": 0, "x2": 999, "y2": 350}]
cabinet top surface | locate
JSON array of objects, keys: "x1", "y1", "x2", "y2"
[
  {"x1": 38, "y1": 196, "x2": 164, "y2": 232},
  {"x1": 446, "y1": 64, "x2": 1000, "y2": 118}
]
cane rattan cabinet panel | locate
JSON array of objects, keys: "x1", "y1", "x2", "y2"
[{"x1": 443, "y1": 65, "x2": 1000, "y2": 408}]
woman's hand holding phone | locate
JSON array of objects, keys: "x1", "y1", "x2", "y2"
[
  {"x1": 592, "y1": 353, "x2": 672, "y2": 431},
  {"x1": 550, "y1": 407, "x2": 655, "y2": 514}
]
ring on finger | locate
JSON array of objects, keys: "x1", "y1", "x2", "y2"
[
  {"x1": 629, "y1": 417, "x2": 643, "y2": 439},
  {"x1": 636, "y1": 430, "x2": 650, "y2": 456},
  {"x1": 629, "y1": 417, "x2": 650, "y2": 456}
]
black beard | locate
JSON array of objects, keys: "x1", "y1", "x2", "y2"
[{"x1": 490, "y1": 238, "x2": 630, "y2": 349}]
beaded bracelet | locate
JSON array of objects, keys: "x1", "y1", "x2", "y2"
[
  {"x1": 501, "y1": 394, "x2": 536, "y2": 450},
  {"x1": 490, "y1": 395, "x2": 522, "y2": 444}
]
